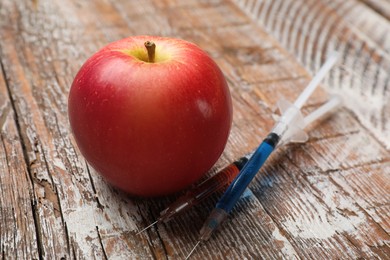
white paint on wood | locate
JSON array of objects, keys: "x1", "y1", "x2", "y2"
[
  {"x1": 283, "y1": 177, "x2": 365, "y2": 240},
  {"x1": 271, "y1": 227, "x2": 298, "y2": 257}
]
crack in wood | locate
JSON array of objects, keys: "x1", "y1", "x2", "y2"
[
  {"x1": 30, "y1": 199, "x2": 44, "y2": 260},
  {"x1": 341, "y1": 232, "x2": 373, "y2": 257},
  {"x1": 339, "y1": 158, "x2": 390, "y2": 171},
  {"x1": 136, "y1": 204, "x2": 159, "y2": 260},
  {"x1": 355, "y1": 203, "x2": 390, "y2": 239},
  {"x1": 145, "y1": 205, "x2": 167, "y2": 259},
  {"x1": 152, "y1": 217, "x2": 169, "y2": 260},
  {"x1": 86, "y1": 164, "x2": 105, "y2": 210},
  {"x1": 71, "y1": 240, "x2": 76, "y2": 260},
  {"x1": 96, "y1": 226, "x2": 108, "y2": 260},
  {"x1": 0, "y1": 53, "x2": 43, "y2": 259},
  {"x1": 358, "y1": 0, "x2": 390, "y2": 21},
  {"x1": 63, "y1": 223, "x2": 71, "y2": 258},
  {"x1": 305, "y1": 130, "x2": 360, "y2": 144}
]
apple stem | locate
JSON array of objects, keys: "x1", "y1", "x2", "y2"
[{"x1": 144, "y1": 41, "x2": 156, "y2": 63}]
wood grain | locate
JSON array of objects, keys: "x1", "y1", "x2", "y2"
[
  {"x1": 235, "y1": 0, "x2": 390, "y2": 149},
  {"x1": 0, "y1": 54, "x2": 39, "y2": 259},
  {"x1": 0, "y1": 0, "x2": 389, "y2": 259}
]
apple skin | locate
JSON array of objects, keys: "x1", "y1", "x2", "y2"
[{"x1": 68, "y1": 36, "x2": 232, "y2": 197}]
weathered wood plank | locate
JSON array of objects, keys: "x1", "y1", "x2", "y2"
[
  {"x1": 0, "y1": 54, "x2": 39, "y2": 258},
  {"x1": 0, "y1": 1, "x2": 75, "y2": 257},
  {"x1": 234, "y1": 0, "x2": 390, "y2": 149}
]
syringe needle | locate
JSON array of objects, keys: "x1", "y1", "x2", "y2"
[
  {"x1": 185, "y1": 240, "x2": 201, "y2": 260},
  {"x1": 136, "y1": 220, "x2": 158, "y2": 235}
]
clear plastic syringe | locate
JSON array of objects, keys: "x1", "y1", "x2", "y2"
[{"x1": 185, "y1": 52, "x2": 340, "y2": 259}]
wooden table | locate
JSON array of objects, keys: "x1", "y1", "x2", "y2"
[{"x1": 1, "y1": 0, "x2": 389, "y2": 259}]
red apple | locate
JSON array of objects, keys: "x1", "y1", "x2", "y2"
[{"x1": 68, "y1": 36, "x2": 232, "y2": 197}]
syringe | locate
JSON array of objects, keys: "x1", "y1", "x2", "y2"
[
  {"x1": 136, "y1": 154, "x2": 251, "y2": 234},
  {"x1": 185, "y1": 52, "x2": 340, "y2": 259}
]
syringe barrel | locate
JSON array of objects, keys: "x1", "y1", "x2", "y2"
[
  {"x1": 215, "y1": 133, "x2": 279, "y2": 213},
  {"x1": 191, "y1": 157, "x2": 248, "y2": 201},
  {"x1": 199, "y1": 208, "x2": 228, "y2": 241},
  {"x1": 159, "y1": 157, "x2": 248, "y2": 222}
]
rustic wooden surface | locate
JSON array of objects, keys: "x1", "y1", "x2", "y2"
[{"x1": 0, "y1": 0, "x2": 389, "y2": 259}]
